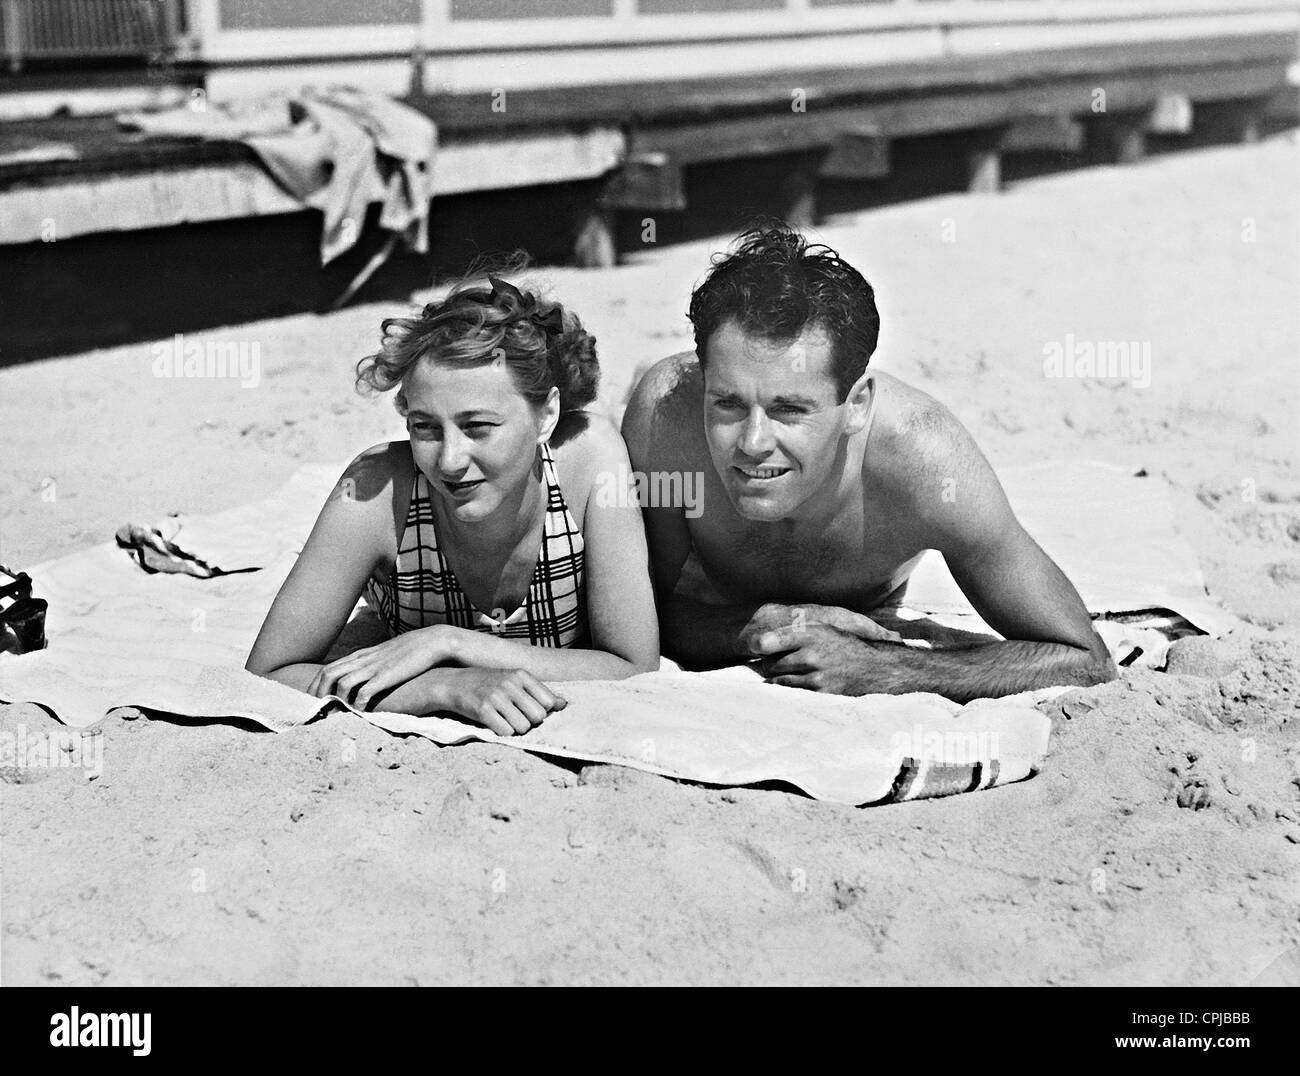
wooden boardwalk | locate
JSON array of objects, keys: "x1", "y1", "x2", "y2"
[
  {"x1": 0, "y1": 3, "x2": 1295, "y2": 356},
  {"x1": 1, "y1": 30, "x2": 1294, "y2": 247}
]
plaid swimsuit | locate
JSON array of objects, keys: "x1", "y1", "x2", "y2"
[{"x1": 365, "y1": 444, "x2": 587, "y2": 647}]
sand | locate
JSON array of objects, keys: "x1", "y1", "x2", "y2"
[{"x1": 2, "y1": 135, "x2": 1298, "y2": 986}]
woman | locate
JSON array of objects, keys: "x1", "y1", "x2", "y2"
[{"x1": 246, "y1": 273, "x2": 659, "y2": 736}]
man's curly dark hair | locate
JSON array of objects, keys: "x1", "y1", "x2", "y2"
[{"x1": 687, "y1": 223, "x2": 881, "y2": 400}]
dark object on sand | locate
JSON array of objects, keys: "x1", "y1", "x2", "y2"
[
  {"x1": 114, "y1": 522, "x2": 220, "y2": 578},
  {"x1": 0, "y1": 565, "x2": 48, "y2": 655}
]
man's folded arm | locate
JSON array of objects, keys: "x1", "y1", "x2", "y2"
[
  {"x1": 921, "y1": 527, "x2": 1116, "y2": 698},
  {"x1": 854, "y1": 634, "x2": 1114, "y2": 703},
  {"x1": 914, "y1": 432, "x2": 1116, "y2": 697}
]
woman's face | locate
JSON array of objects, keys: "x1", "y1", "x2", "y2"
[{"x1": 401, "y1": 357, "x2": 557, "y2": 524}]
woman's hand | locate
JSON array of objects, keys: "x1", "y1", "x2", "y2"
[
  {"x1": 309, "y1": 625, "x2": 456, "y2": 710},
  {"x1": 439, "y1": 667, "x2": 567, "y2": 736}
]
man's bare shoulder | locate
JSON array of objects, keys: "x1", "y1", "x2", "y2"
[
  {"x1": 621, "y1": 351, "x2": 703, "y2": 464},
  {"x1": 869, "y1": 372, "x2": 1013, "y2": 547},
  {"x1": 627, "y1": 351, "x2": 702, "y2": 413},
  {"x1": 870, "y1": 373, "x2": 992, "y2": 490}
]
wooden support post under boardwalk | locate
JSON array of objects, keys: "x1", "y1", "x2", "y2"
[
  {"x1": 1087, "y1": 114, "x2": 1148, "y2": 165},
  {"x1": 572, "y1": 209, "x2": 617, "y2": 270},
  {"x1": 3, "y1": 0, "x2": 23, "y2": 75},
  {"x1": 782, "y1": 158, "x2": 820, "y2": 229},
  {"x1": 819, "y1": 129, "x2": 891, "y2": 181},
  {"x1": 1263, "y1": 85, "x2": 1300, "y2": 126},
  {"x1": 1114, "y1": 125, "x2": 1147, "y2": 164},
  {"x1": 1194, "y1": 97, "x2": 1267, "y2": 144},
  {"x1": 598, "y1": 152, "x2": 686, "y2": 213},
  {"x1": 586, "y1": 150, "x2": 687, "y2": 268},
  {"x1": 967, "y1": 148, "x2": 1001, "y2": 194},
  {"x1": 1148, "y1": 94, "x2": 1194, "y2": 135}
]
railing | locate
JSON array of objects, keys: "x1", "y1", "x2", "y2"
[{"x1": 1, "y1": 0, "x2": 186, "y2": 73}]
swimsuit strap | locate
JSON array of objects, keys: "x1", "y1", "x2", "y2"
[
  {"x1": 519, "y1": 442, "x2": 585, "y2": 645},
  {"x1": 538, "y1": 442, "x2": 579, "y2": 538}
]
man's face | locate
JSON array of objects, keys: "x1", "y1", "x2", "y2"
[{"x1": 701, "y1": 320, "x2": 850, "y2": 522}]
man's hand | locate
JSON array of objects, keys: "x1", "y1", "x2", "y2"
[
  {"x1": 739, "y1": 602, "x2": 903, "y2": 657},
  {"x1": 742, "y1": 603, "x2": 908, "y2": 694},
  {"x1": 749, "y1": 622, "x2": 911, "y2": 694}
]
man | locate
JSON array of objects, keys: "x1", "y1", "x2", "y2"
[{"x1": 621, "y1": 225, "x2": 1115, "y2": 703}]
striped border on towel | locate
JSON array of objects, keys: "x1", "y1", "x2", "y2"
[{"x1": 885, "y1": 757, "x2": 1006, "y2": 804}]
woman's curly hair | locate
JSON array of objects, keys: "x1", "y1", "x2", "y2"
[
  {"x1": 688, "y1": 223, "x2": 880, "y2": 400},
  {"x1": 356, "y1": 259, "x2": 599, "y2": 414}
]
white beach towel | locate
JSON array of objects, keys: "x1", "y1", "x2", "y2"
[
  {"x1": 904, "y1": 460, "x2": 1236, "y2": 636},
  {"x1": 0, "y1": 460, "x2": 1232, "y2": 805}
]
